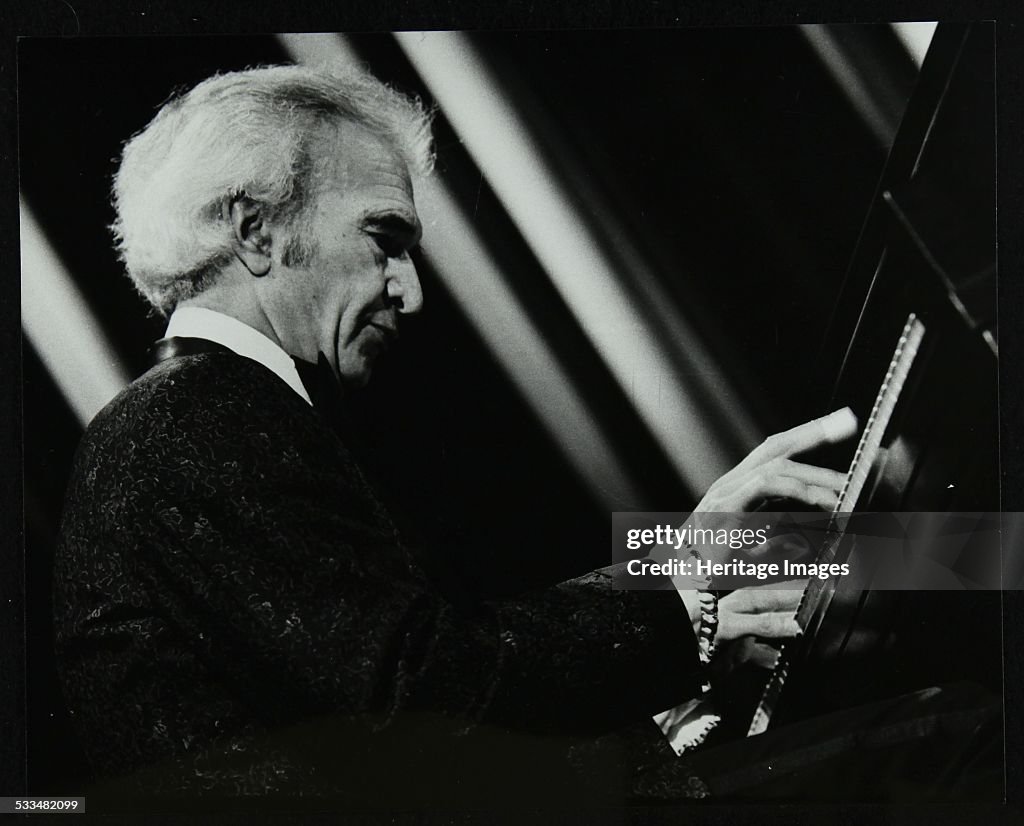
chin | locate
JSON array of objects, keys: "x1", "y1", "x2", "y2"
[
  {"x1": 337, "y1": 361, "x2": 374, "y2": 389},
  {"x1": 340, "y1": 346, "x2": 381, "y2": 388},
  {"x1": 350, "y1": 370, "x2": 373, "y2": 388}
]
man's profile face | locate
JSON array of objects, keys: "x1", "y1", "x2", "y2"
[{"x1": 259, "y1": 119, "x2": 424, "y2": 387}]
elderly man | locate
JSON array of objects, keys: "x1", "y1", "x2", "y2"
[{"x1": 54, "y1": 64, "x2": 989, "y2": 808}]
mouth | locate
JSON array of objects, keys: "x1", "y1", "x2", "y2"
[{"x1": 365, "y1": 320, "x2": 398, "y2": 351}]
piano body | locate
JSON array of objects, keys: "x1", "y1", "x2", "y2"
[{"x1": 714, "y1": 22, "x2": 1002, "y2": 739}]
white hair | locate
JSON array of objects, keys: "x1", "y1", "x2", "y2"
[{"x1": 111, "y1": 64, "x2": 434, "y2": 315}]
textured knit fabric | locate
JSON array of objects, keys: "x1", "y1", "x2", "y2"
[{"x1": 54, "y1": 350, "x2": 705, "y2": 807}]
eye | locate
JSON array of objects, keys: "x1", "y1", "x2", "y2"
[{"x1": 369, "y1": 232, "x2": 407, "y2": 260}]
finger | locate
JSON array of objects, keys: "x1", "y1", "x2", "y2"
[
  {"x1": 741, "y1": 475, "x2": 839, "y2": 511},
  {"x1": 782, "y1": 483, "x2": 840, "y2": 511},
  {"x1": 710, "y1": 637, "x2": 783, "y2": 676},
  {"x1": 777, "y1": 459, "x2": 847, "y2": 493},
  {"x1": 722, "y1": 583, "x2": 806, "y2": 613},
  {"x1": 746, "y1": 408, "x2": 858, "y2": 465},
  {"x1": 746, "y1": 533, "x2": 812, "y2": 559},
  {"x1": 723, "y1": 610, "x2": 802, "y2": 640},
  {"x1": 741, "y1": 641, "x2": 783, "y2": 670}
]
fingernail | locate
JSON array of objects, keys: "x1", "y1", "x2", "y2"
[{"x1": 822, "y1": 407, "x2": 858, "y2": 442}]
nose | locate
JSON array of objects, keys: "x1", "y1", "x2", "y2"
[{"x1": 385, "y1": 257, "x2": 423, "y2": 315}]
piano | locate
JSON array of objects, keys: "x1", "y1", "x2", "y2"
[{"x1": 712, "y1": 22, "x2": 1003, "y2": 739}]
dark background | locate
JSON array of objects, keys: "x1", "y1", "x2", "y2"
[{"x1": 4, "y1": 6, "x2": 1020, "y2": 820}]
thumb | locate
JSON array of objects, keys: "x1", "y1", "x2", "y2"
[{"x1": 710, "y1": 637, "x2": 783, "y2": 676}]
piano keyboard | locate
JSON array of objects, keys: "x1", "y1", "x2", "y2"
[{"x1": 746, "y1": 313, "x2": 927, "y2": 737}]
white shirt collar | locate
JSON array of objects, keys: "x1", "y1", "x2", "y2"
[{"x1": 165, "y1": 306, "x2": 312, "y2": 406}]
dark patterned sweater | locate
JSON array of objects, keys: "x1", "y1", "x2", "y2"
[{"x1": 54, "y1": 351, "x2": 702, "y2": 807}]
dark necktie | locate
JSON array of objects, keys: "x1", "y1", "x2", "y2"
[{"x1": 290, "y1": 352, "x2": 348, "y2": 433}]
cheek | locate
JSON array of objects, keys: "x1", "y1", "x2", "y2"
[{"x1": 334, "y1": 240, "x2": 383, "y2": 293}]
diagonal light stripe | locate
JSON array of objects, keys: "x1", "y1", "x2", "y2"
[
  {"x1": 417, "y1": 176, "x2": 646, "y2": 507},
  {"x1": 890, "y1": 22, "x2": 937, "y2": 69},
  {"x1": 279, "y1": 31, "x2": 364, "y2": 70},
  {"x1": 799, "y1": 25, "x2": 896, "y2": 148},
  {"x1": 395, "y1": 31, "x2": 732, "y2": 492},
  {"x1": 277, "y1": 33, "x2": 646, "y2": 508},
  {"x1": 20, "y1": 196, "x2": 131, "y2": 426}
]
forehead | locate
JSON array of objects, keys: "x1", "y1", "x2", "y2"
[{"x1": 308, "y1": 120, "x2": 415, "y2": 214}]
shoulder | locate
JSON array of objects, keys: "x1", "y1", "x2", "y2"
[
  {"x1": 87, "y1": 351, "x2": 318, "y2": 446},
  {"x1": 61, "y1": 351, "x2": 362, "y2": 533},
  {"x1": 96, "y1": 351, "x2": 305, "y2": 432},
  {"x1": 72, "y1": 352, "x2": 334, "y2": 486}
]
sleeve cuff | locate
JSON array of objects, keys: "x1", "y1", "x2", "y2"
[{"x1": 652, "y1": 586, "x2": 719, "y2": 755}]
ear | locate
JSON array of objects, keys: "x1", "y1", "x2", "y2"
[{"x1": 226, "y1": 196, "x2": 272, "y2": 277}]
